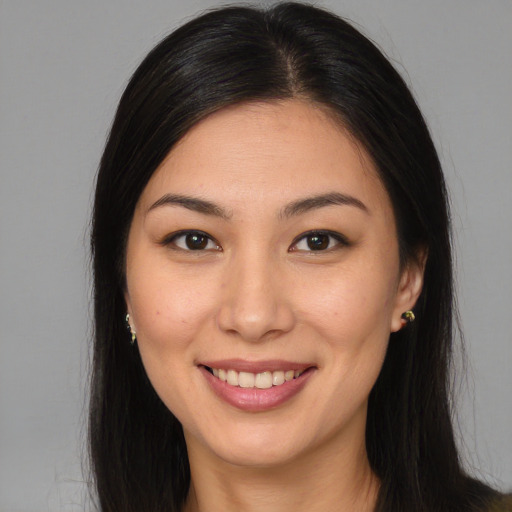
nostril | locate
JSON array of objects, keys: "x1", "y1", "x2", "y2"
[{"x1": 216, "y1": 300, "x2": 296, "y2": 343}]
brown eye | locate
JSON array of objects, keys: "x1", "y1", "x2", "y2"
[
  {"x1": 167, "y1": 231, "x2": 220, "y2": 251},
  {"x1": 306, "y1": 234, "x2": 330, "y2": 250},
  {"x1": 185, "y1": 233, "x2": 208, "y2": 250},
  {"x1": 290, "y1": 230, "x2": 348, "y2": 253}
]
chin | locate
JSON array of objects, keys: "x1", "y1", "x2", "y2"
[
  {"x1": 185, "y1": 421, "x2": 313, "y2": 469},
  {"x1": 214, "y1": 439, "x2": 302, "y2": 468}
]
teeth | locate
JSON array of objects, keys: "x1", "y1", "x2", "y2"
[
  {"x1": 255, "y1": 371, "x2": 273, "y2": 389},
  {"x1": 209, "y1": 367, "x2": 306, "y2": 388},
  {"x1": 272, "y1": 371, "x2": 285, "y2": 386},
  {"x1": 238, "y1": 371, "x2": 255, "y2": 388},
  {"x1": 227, "y1": 369, "x2": 238, "y2": 386}
]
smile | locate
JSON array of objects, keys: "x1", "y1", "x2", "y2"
[
  {"x1": 200, "y1": 362, "x2": 316, "y2": 412},
  {"x1": 205, "y1": 367, "x2": 306, "y2": 389}
]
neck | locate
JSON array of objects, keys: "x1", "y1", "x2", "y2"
[{"x1": 183, "y1": 427, "x2": 379, "y2": 512}]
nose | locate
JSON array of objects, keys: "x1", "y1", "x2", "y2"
[{"x1": 216, "y1": 254, "x2": 295, "y2": 342}]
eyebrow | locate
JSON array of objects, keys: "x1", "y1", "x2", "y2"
[
  {"x1": 147, "y1": 194, "x2": 232, "y2": 219},
  {"x1": 279, "y1": 192, "x2": 369, "y2": 218},
  {"x1": 147, "y1": 191, "x2": 369, "y2": 220}
]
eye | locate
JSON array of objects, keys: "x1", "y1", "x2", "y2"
[
  {"x1": 290, "y1": 231, "x2": 348, "y2": 252},
  {"x1": 165, "y1": 230, "x2": 221, "y2": 251}
]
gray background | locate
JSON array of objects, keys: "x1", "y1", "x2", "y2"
[{"x1": 1, "y1": 0, "x2": 510, "y2": 510}]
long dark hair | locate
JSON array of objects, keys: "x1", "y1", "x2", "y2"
[{"x1": 89, "y1": 3, "x2": 501, "y2": 511}]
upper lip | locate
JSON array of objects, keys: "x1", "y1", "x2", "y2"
[{"x1": 199, "y1": 359, "x2": 315, "y2": 373}]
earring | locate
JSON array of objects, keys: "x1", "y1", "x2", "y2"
[
  {"x1": 125, "y1": 313, "x2": 137, "y2": 345},
  {"x1": 401, "y1": 310, "x2": 415, "y2": 324}
]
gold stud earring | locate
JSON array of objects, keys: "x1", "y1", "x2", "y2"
[
  {"x1": 401, "y1": 310, "x2": 415, "y2": 324},
  {"x1": 125, "y1": 313, "x2": 137, "y2": 345}
]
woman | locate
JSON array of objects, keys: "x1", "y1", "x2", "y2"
[{"x1": 89, "y1": 3, "x2": 509, "y2": 511}]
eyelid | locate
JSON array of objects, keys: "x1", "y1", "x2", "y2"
[
  {"x1": 159, "y1": 229, "x2": 347, "y2": 253},
  {"x1": 289, "y1": 230, "x2": 349, "y2": 252},
  {"x1": 160, "y1": 229, "x2": 221, "y2": 251}
]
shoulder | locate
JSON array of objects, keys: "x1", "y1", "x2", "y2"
[{"x1": 487, "y1": 494, "x2": 512, "y2": 512}]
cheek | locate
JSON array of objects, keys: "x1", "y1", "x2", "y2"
[
  {"x1": 126, "y1": 267, "x2": 222, "y2": 419},
  {"x1": 294, "y1": 264, "x2": 399, "y2": 342},
  {"x1": 292, "y1": 262, "x2": 397, "y2": 405},
  {"x1": 306, "y1": 272, "x2": 394, "y2": 421},
  {"x1": 127, "y1": 265, "x2": 219, "y2": 353}
]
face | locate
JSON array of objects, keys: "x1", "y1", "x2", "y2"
[{"x1": 125, "y1": 100, "x2": 423, "y2": 468}]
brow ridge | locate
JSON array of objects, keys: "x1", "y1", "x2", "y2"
[
  {"x1": 147, "y1": 194, "x2": 232, "y2": 219},
  {"x1": 148, "y1": 191, "x2": 368, "y2": 220},
  {"x1": 280, "y1": 192, "x2": 369, "y2": 218}
]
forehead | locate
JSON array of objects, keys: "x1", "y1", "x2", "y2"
[{"x1": 138, "y1": 100, "x2": 391, "y2": 218}]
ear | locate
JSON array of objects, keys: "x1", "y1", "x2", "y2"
[
  {"x1": 124, "y1": 292, "x2": 136, "y2": 332},
  {"x1": 390, "y1": 248, "x2": 427, "y2": 333}
]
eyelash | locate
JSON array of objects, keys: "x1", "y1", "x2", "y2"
[
  {"x1": 290, "y1": 230, "x2": 349, "y2": 252},
  {"x1": 162, "y1": 230, "x2": 222, "y2": 252},
  {"x1": 161, "y1": 229, "x2": 348, "y2": 253}
]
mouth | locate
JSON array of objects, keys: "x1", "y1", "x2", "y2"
[
  {"x1": 198, "y1": 361, "x2": 316, "y2": 412},
  {"x1": 203, "y1": 366, "x2": 308, "y2": 389}
]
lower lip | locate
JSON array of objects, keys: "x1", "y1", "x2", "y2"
[{"x1": 200, "y1": 366, "x2": 315, "y2": 412}]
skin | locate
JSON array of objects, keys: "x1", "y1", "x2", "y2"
[{"x1": 125, "y1": 100, "x2": 425, "y2": 512}]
